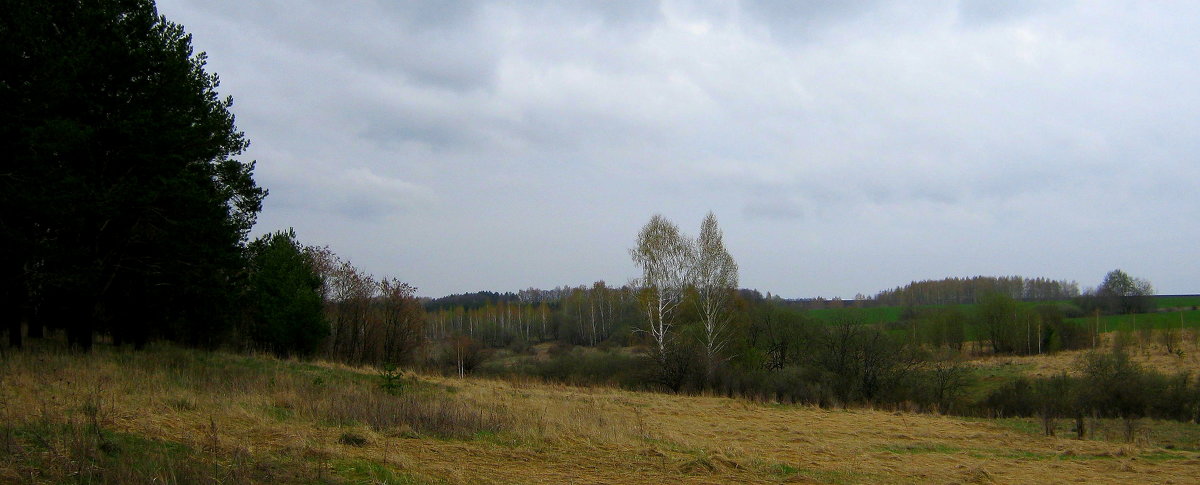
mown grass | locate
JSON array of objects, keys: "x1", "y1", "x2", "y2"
[
  {"x1": 877, "y1": 442, "x2": 961, "y2": 454},
  {"x1": 982, "y1": 415, "x2": 1200, "y2": 452}
]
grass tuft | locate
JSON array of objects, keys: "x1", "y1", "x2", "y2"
[{"x1": 338, "y1": 432, "x2": 368, "y2": 447}]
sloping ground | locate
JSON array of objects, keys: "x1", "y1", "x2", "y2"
[
  {"x1": 971, "y1": 331, "x2": 1200, "y2": 378},
  {"x1": 2, "y1": 345, "x2": 1198, "y2": 484}
]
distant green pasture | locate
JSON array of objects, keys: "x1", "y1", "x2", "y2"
[
  {"x1": 1154, "y1": 295, "x2": 1200, "y2": 308},
  {"x1": 1065, "y1": 310, "x2": 1200, "y2": 333},
  {"x1": 803, "y1": 296, "x2": 1198, "y2": 328},
  {"x1": 805, "y1": 306, "x2": 907, "y2": 324}
]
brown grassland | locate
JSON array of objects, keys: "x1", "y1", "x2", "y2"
[
  {"x1": 2, "y1": 341, "x2": 1200, "y2": 484},
  {"x1": 972, "y1": 330, "x2": 1200, "y2": 378}
]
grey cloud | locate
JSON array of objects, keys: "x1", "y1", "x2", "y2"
[
  {"x1": 743, "y1": 196, "x2": 806, "y2": 221},
  {"x1": 356, "y1": 102, "x2": 478, "y2": 151},
  {"x1": 156, "y1": 0, "x2": 1200, "y2": 297},
  {"x1": 956, "y1": 0, "x2": 1063, "y2": 27},
  {"x1": 739, "y1": 0, "x2": 902, "y2": 43},
  {"x1": 199, "y1": 0, "x2": 501, "y2": 92}
]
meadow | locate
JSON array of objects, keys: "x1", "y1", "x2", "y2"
[
  {"x1": 802, "y1": 297, "x2": 1200, "y2": 345},
  {"x1": 3, "y1": 341, "x2": 1200, "y2": 484}
]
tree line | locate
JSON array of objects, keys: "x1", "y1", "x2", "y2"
[
  {"x1": 874, "y1": 276, "x2": 1081, "y2": 306},
  {"x1": 983, "y1": 350, "x2": 1200, "y2": 441},
  {"x1": 425, "y1": 282, "x2": 641, "y2": 348},
  {"x1": 0, "y1": 0, "x2": 429, "y2": 367},
  {"x1": 3, "y1": 0, "x2": 264, "y2": 351}
]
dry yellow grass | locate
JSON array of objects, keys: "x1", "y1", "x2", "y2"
[
  {"x1": 2, "y1": 344, "x2": 1199, "y2": 484},
  {"x1": 971, "y1": 330, "x2": 1200, "y2": 378}
]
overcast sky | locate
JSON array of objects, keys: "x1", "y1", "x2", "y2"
[{"x1": 156, "y1": 0, "x2": 1199, "y2": 298}]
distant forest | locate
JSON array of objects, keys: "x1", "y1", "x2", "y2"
[
  {"x1": 873, "y1": 276, "x2": 1081, "y2": 306},
  {"x1": 419, "y1": 275, "x2": 1084, "y2": 349}
]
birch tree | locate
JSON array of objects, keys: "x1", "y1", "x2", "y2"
[
  {"x1": 630, "y1": 215, "x2": 692, "y2": 356},
  {"x1": 692, "y1": 212, "x2": 738, "y2": 381}
]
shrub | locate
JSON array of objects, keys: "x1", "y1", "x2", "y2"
[
  {"x1": 378, "y1": 364, "x2": 405, "y2": 395},
  {"x1": 983, "y1": 377, "x2": 1037, "y2": 418},
  {"x1": 522, "y1": 349, "x2": 645, "y2": 388}
]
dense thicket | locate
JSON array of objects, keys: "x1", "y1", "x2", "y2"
[
  {"x1": 309, "y1": 247, "x2": 425, "y2": 366},
  {"x1": 983, "y1": 351, "x2": 1200, "y2": 440},
  {"x1": 426, "y1": 283, "x2": 638, "y2": 347},
  {"x1": 1074, "y1": 269, "x2": 1156, "y2": 315},
  {"x1": 2, "y1": 0, "x2": 264, "y2": 349}
]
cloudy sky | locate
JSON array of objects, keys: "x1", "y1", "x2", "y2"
[{"x1": 156, "y1": 0, "x2": 1199, "y2": 298}]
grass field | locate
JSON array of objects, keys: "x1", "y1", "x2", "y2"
[
  {"x1": 3, "y1": 342, "x2": 1200, "y2": 484},
  {"x1": 806, "y1": 306, "x2": 908, "y2": 324},
  {"x1": 971, "y1": 330, "x2": 1200, "y2": 378},
  {"x1": 1065, "y1": 310, "x2": 1200, "y2": 334},
  {"x1": 804, "y1": 297, "x2": 1200, "y2": 341},
  {"x1": 1154, "y1": 296, "x2": 1200, "y2": 309}
]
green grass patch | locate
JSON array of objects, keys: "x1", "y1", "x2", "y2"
[
  {"x1": 1066, "y1": 309, "x2": 1200, "y2": 333},
  {"x1": 1138, "y1": 450, "x2": 1189, "y2": 461},
  {"x1": 964, "y1": 416, "x2": 1200, "y2": 453},
  {"x1": 973, "y1": 417, "x2": 1043, "y2": 436},
  {"x1": 767, "y1": 463, "x2": 883, "y2": 484},
  {"x1": 807, "y1": 306, "x2": 909, "y2": 324},
  {"x1": 961, "y1": 363, "x2": 1034, "y2": 402},
  {"x1": 1, "y1": 416, "x2": 437, "y2": 484},
  {"x1": 764, "y1": 459, "x2": 884, "y2": 484},
  {"x1": 265, "y1": 404, "x2": 295, "y2": 421},
  {"x1": 989, "y1": 448, "x2": 1189, "y2": 461},
  {"x1": 1155, "y1": 296, "x2": 1200, "y2": 308},
  {"x1": 804, "y1": 296, "x2": 1200, "y2": 328},
  {"x1": 469, "y1": 430, "x2": 530, "y2": 448},
  {"x1": 768, "y1": 463, "x2": 800, "y2": 478},
  {"x1": 0, "y1": 421, "x2": 330, "y2": 483},
  {"x1": 331, "y1": 458, "x2": 432, "y2": 484}
]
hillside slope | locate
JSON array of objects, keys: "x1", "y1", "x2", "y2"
[{"x1": 2, "y1": 344, "x2": 1198, "y2": 484}]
